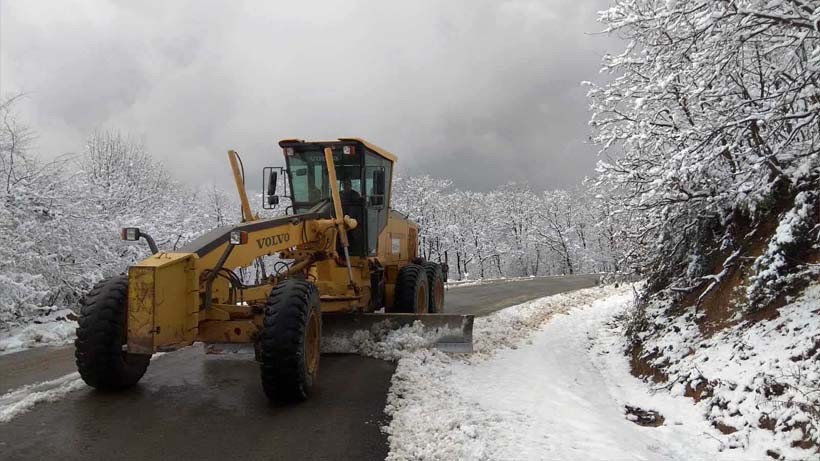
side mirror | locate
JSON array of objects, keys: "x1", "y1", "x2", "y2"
[{"x1": 263, "y1": 167, "x2": 280, "y2": 209}]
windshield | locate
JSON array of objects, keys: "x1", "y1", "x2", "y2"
[{"x1": 285, "y1": 146, "x2": 362, "y2": 214}]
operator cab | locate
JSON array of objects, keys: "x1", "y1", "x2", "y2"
[{"x1": 270, "y1": 138, "x2": 394, "y2": 258}]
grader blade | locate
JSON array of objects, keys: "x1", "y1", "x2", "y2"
[{"x1": 322, "y1": 313, "x2": 474, "y2": 354}]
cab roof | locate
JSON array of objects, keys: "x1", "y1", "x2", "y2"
[{"x1": 278, "y1": 137, "x2": 397, "y2": 163}]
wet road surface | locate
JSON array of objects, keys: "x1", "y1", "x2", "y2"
[
  {"x1": 445, "y1": 274, "x2": 601, "y2": 317},
  {"x1": 0, "y1": 274, "x2": 599, "y2": 460}
]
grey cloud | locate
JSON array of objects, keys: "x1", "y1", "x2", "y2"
[{"x1": 0, "y1": 0, "x2": 621, "y2": 192}]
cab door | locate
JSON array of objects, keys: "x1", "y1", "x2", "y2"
[{"x1": 364, "y1": 151, "x2": 392, "y2": 256}]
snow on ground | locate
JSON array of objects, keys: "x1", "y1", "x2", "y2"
[
  {"x1": 0, "y1": 309, "x2": 77, "y2": 355},
  {"x1": 637, "y1": 284, "x2": 820, "y2": 461},
  {"x1": 380, "y1": 285, "x2": 776, "y2": 461}
]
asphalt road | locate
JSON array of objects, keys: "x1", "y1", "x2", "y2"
[
  {"x1": 0, "y1": 274, "x2": 599, "y2": 461},
  {"x1": 445, "y1": 274, "x2": 601, "y2": 317}
]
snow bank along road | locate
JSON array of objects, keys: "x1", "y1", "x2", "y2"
[
  {"x1": 384, "y1": 285, "x2": 766, "y2": 461},
  {"x1": 0, "y1": 274, "x2": 600, "y2": 460}
]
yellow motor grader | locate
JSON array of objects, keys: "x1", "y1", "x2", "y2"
[{"x1": 74, "y1": 138, "x2": 472, "y2": 402}]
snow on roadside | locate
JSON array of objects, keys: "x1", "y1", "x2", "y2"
[
  {"x1": 445, "y1": 274, "x2": 600, "y2": 289},
  {"x1": 380, "y1": 285, "x2": 761, "y2": 461},
  {"x1": 0, "y1": 353, "x2": 166, "y2": 423},
  {"x1": 0, "y1": 309, "x2": 78, "y2": 355},
  {"x1": 445, "y1": 276, "x2": 530, "y2": 288}
]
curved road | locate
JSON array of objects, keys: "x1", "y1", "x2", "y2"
[{"x1": 0, "y1": 274, "x2": 598, "y2": 460}]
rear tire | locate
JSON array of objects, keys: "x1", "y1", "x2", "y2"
[
  {"x1": 422, "y1": 262, "x2": 445, "y2": 313},
  {"x1": 259, "y1": 279, "x2": 321, "y2": 402},
  {"x1": 392, "y1": 264, "x2": 429, "y2": 314},
  {"x1": 75, "y1": 275, "x2": 151, "y2": 390}
]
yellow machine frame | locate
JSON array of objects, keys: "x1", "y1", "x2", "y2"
[{"x1": 124, "y1": 140, "x2": 422, "y2": 354}]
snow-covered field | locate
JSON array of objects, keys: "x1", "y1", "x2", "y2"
[{"x1": 372, "y1": 284, "x2": 815, "y2": 461}]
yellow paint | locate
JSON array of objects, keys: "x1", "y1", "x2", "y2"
[
  {"x1": 228, "y1": 150, "x2": 255, "y2": 223},
  {"x1": 127, "y1": 252, "x2": 197, "y2": 353},
  {"x1": 198, "y1": 319, "x2": 258, "y2": 343}
]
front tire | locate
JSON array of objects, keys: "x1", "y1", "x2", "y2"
[
  {"x1": 422, "y1": 262, "x2": 445, "y2": 313},
  {"x1": 392, "y1": 264, "x2": 429, "y2": 314},
  {"x1": 75, "y1": 275, "x2": 151, "y2": 390},
  {"x1": 259, "y1": 280, "x2": 321, "y2": 402}
]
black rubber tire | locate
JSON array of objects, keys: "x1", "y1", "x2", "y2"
[
  {"x1": 259, "y1": 279, "x2": 321, "y2": 403},
  {"x1": 422, "y1": 262, "x2": 446, "y2": 313},
  {"x1": 392, "y1": 264, "x2": 429, "y2": 314},
  {"x1": 75, "y1": 275, "x2": 151, "y2": 390}
]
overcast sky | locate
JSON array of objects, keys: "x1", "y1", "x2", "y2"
[{"x1": 0, "y1": 0, "x2": 619, "y2": 192}]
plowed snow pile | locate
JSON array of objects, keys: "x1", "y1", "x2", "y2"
[{"x1": 379, "y1": 285, "x2": 784, "y2": 461}]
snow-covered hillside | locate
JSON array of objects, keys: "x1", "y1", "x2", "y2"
[
  {"x1": 632, "y1": 284, "x2": 820, "y2": 460},
  {"x1": 346, "y1": 284, "x2": 820, "y2": 461}
]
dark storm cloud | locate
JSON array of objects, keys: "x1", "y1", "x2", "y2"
[{"x1": 0, "y1": 0, "x2": 620, "y2": 192}]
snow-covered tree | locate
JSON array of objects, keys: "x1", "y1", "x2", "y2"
[
  {"x1": 0, "y1": 116, "x2": 243, "y2": 327},
  {"x1": 588, "y1": 0, "x2": 820, "y2": 307}
]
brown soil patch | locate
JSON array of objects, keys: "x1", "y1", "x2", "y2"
[
  {"x1": 714, "y1": 421, "x2": 738, "y2": 434},
  {"x1": 766, "y1": 449, "x2": 783, "y2": 459},
  {"x1": 684, "y1": 380, "x2": 714, "y2": 402},
  {"x1": 629, "y1": 345, "x2": 668, "y2": 384},
  {"x1": 759, "y1": 415, "x2": 776, "y2": 431}
]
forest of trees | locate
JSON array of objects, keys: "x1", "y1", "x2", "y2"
[
  {"x1": 0, "y1": 105, "x2": 242, "y2": 326},
  {"x1": 392, "y1": 176, "x2": 630, "y2": 280}
]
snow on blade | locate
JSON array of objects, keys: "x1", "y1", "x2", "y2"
[{"x1": 322, "y1": 320, "x2": 465, "y2": 360}]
